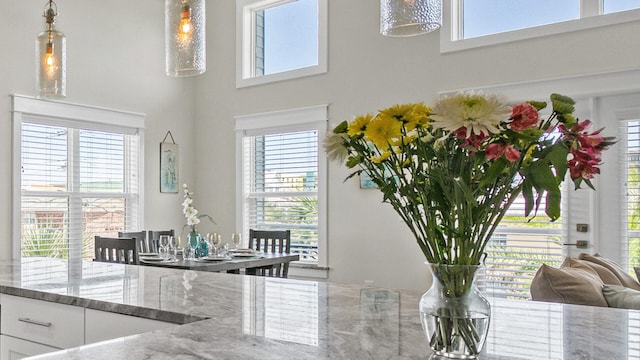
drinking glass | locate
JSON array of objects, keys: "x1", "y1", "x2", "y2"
[
  {"x1": 168, "y1": 236, "x2": 178, "y2": 260},
  {"x1": 232, "y1": 233, "x2": 241, "y2": 249},
  {"x1": 159, "y1": 235, "x2": 171, "y2": 260},
  {"x1": 183, "y1": 246, "x2": 194, "y2": 261}
]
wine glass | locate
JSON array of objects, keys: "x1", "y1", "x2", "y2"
[
  {"x1": 211, "y1": 233, "x2": 222, "y2": 256},
  {"x1": 231, "y1": 233, "x2": 241, "y2": 249},
  {"x1": 168, "y1": 236, "x2": 178, "y2": 260},
  {"x1": 159, "y1": 235, "x2": 171, "y2": 260}
]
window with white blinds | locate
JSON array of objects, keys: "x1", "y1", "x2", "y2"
[
  {"x1": 235, "y1": 105, "x2": 327, "y2": 266},
  {"x1": 244, "y1": 130, "x2": 318, "y2": 259},
  {"x1": 14, "y1": 96, "x2": 143, "y2": 262},
  {"x1": 483, "y1": 189, "x2": 565, "y2": 299},
  {"x1": 623, "y1": 119, "x2": 640, "y2": 270}
]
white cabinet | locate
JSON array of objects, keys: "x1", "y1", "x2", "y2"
[
  {"x1": 0, "y1": 335, "x2": 58, "y2": 360},
  {"x1": 85, "y1": 309, "x2": 176, "y2": 344},
  {"x1": 0, "y1": 294, "x2": 178, "y2": 360},
  {"x1": 0, "y1": 294, "x2": 84, "y2": 350}
]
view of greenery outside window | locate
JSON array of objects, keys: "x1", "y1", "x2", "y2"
[
  {"x1": 624, "y1": 120, "x2": 640, "y2": 271},
  {"x1": 242, "y1": 130, "x2": 319, "y2": 262},
  {"x1": 460, "y1": 0, "x2": 640, "y2": 40},
  {"x1": 20, "y1": 121, "x2": 140, "y2": 262}
]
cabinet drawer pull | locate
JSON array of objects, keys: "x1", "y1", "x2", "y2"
[{"x1": 18, "y1": 317, "x2": 52, "y2": 327}]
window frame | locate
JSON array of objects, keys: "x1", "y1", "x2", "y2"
[
  {"x1": 441, "y1": 0, "x2": 640, "y2": 53},
  {"x1": 234, "y1": 104, "x2": 328, "y2": 272},
  {"x1": 235, "y1": 0, "x2": 328, "y2": 88},
  {"x1": 11, "y1": 94, "x2": 145, "y2": 260}
]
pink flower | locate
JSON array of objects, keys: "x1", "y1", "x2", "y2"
[
  {"x1": 509, "y1": 103, "x2": 539, "y2": 131},
  {"x1": 568, "y1": 148, "x2": 602, "y2": 180},
  {"x1": 560, "y1": 119, "x2": 610, "y2": 158},
  {"x1": 454, "y1": 127, "x2": 489, "y2": 151},
  {"x1": 485, "y1": 142, "x2": 520, "y2": 162}
]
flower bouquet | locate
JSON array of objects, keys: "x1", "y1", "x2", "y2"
[{"x1": 326, "y1": 92, "x2": 615, "y2": 358}]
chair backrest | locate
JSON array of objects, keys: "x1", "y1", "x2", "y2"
[
  {"x1": 148, "y1": 230, "x2": 175, "y2": 253},
  {"x1": 118, "y1": 231, "x2": 148, "y2": 253},
  {"x1": 248, "y1": 229, "x2": 292, "y2": 278},
  {"x1": 248, "y1": 229, "x2": 291, "y2": 254},
  {"x1": 94, "y1": 236, "x2": 139, "y2": 265}
]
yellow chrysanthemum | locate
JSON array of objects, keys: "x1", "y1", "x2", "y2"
[
  {"x1": 365, "y1": 114, "x2": 403, "y2": 149},
  {"x1": 370, "y1": 151, "x2": 391, "y2": 163},
  {"x1": 409, "y1": 103, "x2": 432, "y2": 129},
  {"x1": 430, "y1": 92, "x2": 510, "y2": 137},
  {"x1": 389, "y1": 133, "x2": 418, "y2": 147},
  {"x1": 379, "y1": 103, "x2": 424, "y2": 132},
  {"x1": 347, "y1": 114, "x2": 373, "y2": 137}
]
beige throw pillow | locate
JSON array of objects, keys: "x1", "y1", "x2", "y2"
[
  {"x1": 562, "y1": 257, "x2": 622, "y2": 286},
  {"x1": 530, "y1": 263, "x2": 608, "y2": 307},
  {"x1": 578, "y1": 253, "x2": 640, "y2": 291},
  {"x1": 602, "y1": 284, "x2": 640, "y2": 310}
]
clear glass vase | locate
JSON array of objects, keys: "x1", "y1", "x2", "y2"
[{"x1": 419, "y1": 263, "x2": 490, "y2": 359}]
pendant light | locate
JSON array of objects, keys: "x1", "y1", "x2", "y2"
[
  {"x1": 36, "y1": 0, "x2": 66, "y2": 98},
  {"x1": 165, "y1": 0, "x2": 206, "y2": 77},
  {"x1": 380, "y1": 0, "x2": 442, "y2": 37}
]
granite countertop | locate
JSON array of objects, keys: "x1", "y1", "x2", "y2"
[{"x1": 0, "y1": 258, "x2": 636, "y2": 360}]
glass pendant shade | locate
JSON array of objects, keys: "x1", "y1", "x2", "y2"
[
  {"x1": 380, "y1": 0, "x2": 442, "y2": 37},
  {"x1": 165, "y1": 0, "x2": 206, "y2": 77},
  {"x1": 36, "y1": 1, "x2": 66, "y2": 98}
]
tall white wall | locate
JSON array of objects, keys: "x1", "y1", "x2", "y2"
[
  {"x1": 0, "y1": 0, "x2": 194, "y2": 258},
  {"x1": 195, "y1": 0, "x2": 640, "y2": 290}
]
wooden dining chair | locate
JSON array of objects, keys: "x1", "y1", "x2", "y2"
[
  {"x1": 148, "y1": 229, "x2": 175, "y2": 253},
  {"x1": 248, "y1": 229, "x2": 291, "y2": 278},
  {"x1": 94, "y1": 236, "x2": 139, "y2": 265},
  {"x1": 118, "y1": 231, "x2": 148, "y2": 253}
]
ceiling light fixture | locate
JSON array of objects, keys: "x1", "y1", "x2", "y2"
[
  {"x1": 36, "y1": 0, "x2": 66, "y2": 98},
  {"x1": 165, "y1": 0, "x2": 206, "y2": 77},
  {"x1": 380, "y1": 0, "x2": 442, "y2": 37}
]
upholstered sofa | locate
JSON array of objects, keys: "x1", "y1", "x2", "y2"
[{"x1": 530, "y1": 253, "x2": 640, "y2": 309}]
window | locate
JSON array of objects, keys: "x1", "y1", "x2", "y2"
[
  {"x1": 624, "y1": 119, "x2": 640, "y2": 270},
  {"x1": 442, "y1": 0, "x2": 640, "y2": 52},
  {"x1": 236, "y1": 0, "x2": 328, "y2": 88},
  {"x1": 235, "y1": 105, "x2": 327, "y2": 267},
  {"x1": 12, "y1": 95, "x2": 144, "y2": 262},
  {"x1": 483, "y1": 193, "x2": 564, "y2": 299}
]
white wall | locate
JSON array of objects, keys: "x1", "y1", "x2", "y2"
[
  {"x1": 2, "y1": 1, "x2": 639, "y2": 291},
  {"x1": 0, "y1": 0, "x2": 195, "y2": 258},
  {"x1": 195, "y1": 0, "x2": 640, "y2": 291}
]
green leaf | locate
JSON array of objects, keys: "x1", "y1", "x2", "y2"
[
  {"x1": 346, "y1": 156, "x2": 360, "y2": 168},
  {"x1": 528, "y1": 101, "x2": 547, "y2": 111},
  {"x1": 522, "y1": 179, "x2": 534, "y2": 217},
  {"x1": 479, "y1": 158, "x2": 509, "y2": 187},
  {"x1": 546, "y1": 144, "x2": 570, "y2": 182},
  {"x1": 333, "y1": 120, "x2": 348, "y2": 134},
  {"x1": 545, "y1": 188, "x2": 561, "y2": 221}
]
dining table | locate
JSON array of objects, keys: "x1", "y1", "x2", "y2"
[{"x1": 138, "y1": 251, "x2": 299, "y2": 275}]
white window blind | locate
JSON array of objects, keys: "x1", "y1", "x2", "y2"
[
  {"x1": 16, "y1": 97, "x2": 142, "y2": 263},
  {"x1": 483, "y1": 191, "x2": 564, "y2": 299},
  {"x1": 623, "y1": 120, "x2": 640, "y2": 270},
  {"x1": 236, "y1": 105, "x2": 327, "y2": 265},
  {"x1": 243, "y1": 129, "x2": 319, "y2": 261}
]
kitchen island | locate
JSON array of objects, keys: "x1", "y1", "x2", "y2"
[{"x1": 0, "y1": 258, "x2": 636, "y2": 359}]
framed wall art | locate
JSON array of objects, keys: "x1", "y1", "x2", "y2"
[{"x1": 160, "y1": 131, "x2": 179, "y2": 193}]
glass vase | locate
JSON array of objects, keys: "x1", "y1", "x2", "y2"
[
  {"x1": 188, "y1": 229, "x2": 201, "y2": 257},
  {"x1": 419, "y1": 263, "x2": 490, "y2": 359}
]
